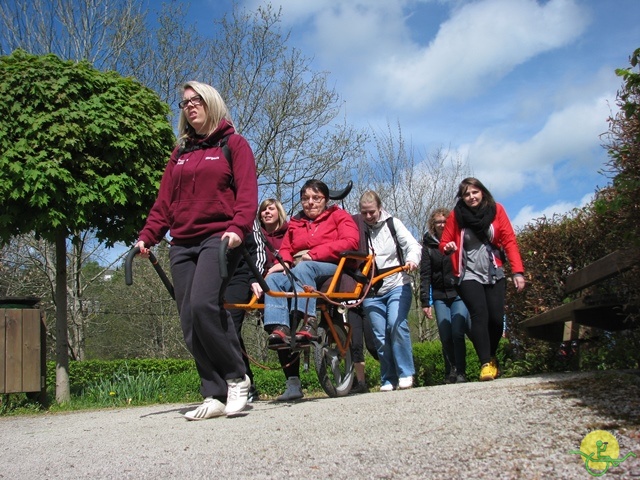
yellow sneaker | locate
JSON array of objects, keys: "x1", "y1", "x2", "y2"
[{"x1": 479, "y1": 363, "x2": 496, "y2": 381}]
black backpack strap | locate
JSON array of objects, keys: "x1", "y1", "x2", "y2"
[
  {"x1": 364, "y1": 217, "x2": 405, "y2": 296},
  {"x1": 219, "y1": 135, "x2": 234, "y2": 190},
  {"x1": 219, "y1": 135, "x2": 232, "y2": 164},
  {"x1": 386, "y1": 217, "x2": 405, "y2": 265}
]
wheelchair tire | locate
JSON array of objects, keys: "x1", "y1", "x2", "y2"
[{"x1": 314, "y1": 323, "x2": 354, "y2": 398}]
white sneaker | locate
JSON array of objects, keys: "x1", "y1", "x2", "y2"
[
  {"x1": 225, "y1": 375, "x2": 250, "y2": 416},
  {"x1": 184, "y1": 397, "x2": 225, "y2": 421},
  {"x1": 380, "y1": 383, "x2": 394, "y2": 392},
  {"x1": 398, "y1": 376, "x2": 413, "y2": 389}
]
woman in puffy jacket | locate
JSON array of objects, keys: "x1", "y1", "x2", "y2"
[{"x1": 259, "y1": 180, "x2": 359, "y2": 399}]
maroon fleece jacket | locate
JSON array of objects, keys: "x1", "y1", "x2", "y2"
[{"x1": 138, "y1": 120, "x2": 258, "y2": 246}]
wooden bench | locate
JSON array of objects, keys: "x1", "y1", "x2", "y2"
[{"x1": 520, "y1": 249, "x2": 640, "y2": 342}]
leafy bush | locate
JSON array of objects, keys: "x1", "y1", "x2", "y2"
[
  {"x1": 504, "y1": 47, "x2": 640, "y2": 373},
  {"x1": 504, "y1": 202, "x2": 640, "y2": 373}
]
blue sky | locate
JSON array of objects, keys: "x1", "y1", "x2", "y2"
[{"x1": 189, "y1": 0, "x2": 639, "y2": 229}]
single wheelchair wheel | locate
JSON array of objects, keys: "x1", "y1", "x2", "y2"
[{"x1": 314, "y1": 322, "x2": 354, "y2": 398}]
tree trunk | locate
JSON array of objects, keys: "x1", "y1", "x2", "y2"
[
  {"x1": 55, "y1": 231, "x2": 70, "y2": 403},
  {"x1": 68, "y1": 237, "x2": 85, "y2": 361}
]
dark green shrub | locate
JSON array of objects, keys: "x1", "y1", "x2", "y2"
[{"x1": 413, "y1": 340, "x2": 444, "y2": 386}]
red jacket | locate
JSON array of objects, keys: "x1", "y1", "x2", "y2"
[
  {"x1": 439, "y1": 203, "x2": 524, "y2": 280},
  {"x1": 138, "y1": 120, "x2": 258, "y2": 246},
  {"x1": 279, "y1": 205, "x2": 359, "y2": 264}
]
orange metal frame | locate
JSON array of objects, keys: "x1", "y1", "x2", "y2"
[{"x1": 225, "y1": 252, "x2": 407, "y2": 357}]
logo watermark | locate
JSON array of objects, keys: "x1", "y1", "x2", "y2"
[{"x1": 569, "y1": 430, "x2": 637, "y2": 477}]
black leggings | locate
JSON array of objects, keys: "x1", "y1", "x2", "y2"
[
  {"x1": 456, "y1": 279, "x2": 505, "y2": 365},
  {"x1": 278, "y1": 349, "x2": 301, "y2": 379},
  {"x1": 348, "y1": 307, "x2": 378, "y2": 362}
]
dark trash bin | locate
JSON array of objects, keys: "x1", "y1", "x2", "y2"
[{"x1": 0, "y1": 297, "x2": 46, "y2": 399}]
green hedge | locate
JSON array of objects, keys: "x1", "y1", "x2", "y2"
[
  {"x1": 40, "y1": 339, "x2": 514, "y2": 406},
  {"x1": 46, "y1": 358, "x2": 198, "y2": 397}
]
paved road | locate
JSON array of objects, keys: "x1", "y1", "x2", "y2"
[{"x1": 1, "y1": 371, "x2": 639, "y2": 479}]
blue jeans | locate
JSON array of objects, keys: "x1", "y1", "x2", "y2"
[
  {"x1": 363, "y1": 283, "x2": 414, "y2": 387},
  {"x1": 263, "y1": 261, "x2": 338, "y2": 328},
  {"x1": 433, "y1": 296, "x2": 470, "y2": 375}
]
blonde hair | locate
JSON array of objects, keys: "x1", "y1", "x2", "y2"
[
  {"x1": 177, "y1": 81, "x2": 233, "y2": 143},
  {"x1": 428, "y1": 208, "x2": 451, "y2": 236},
  {"x1": 258, "y1": 198, "x2": 287, "y2": 230},
  {"x1": 359, "y1": 190, "x2": 382, "y2": 209}
]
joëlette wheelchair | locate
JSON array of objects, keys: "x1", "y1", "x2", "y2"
[{"x1": 125, "y1": 181, "x2": 407, "y2": 398}]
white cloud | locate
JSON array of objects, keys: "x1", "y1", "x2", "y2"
[
  {"x1": 511, "y1": 192, "x2": 593, "y2": 229},
  {"x1": 382, "y1": 0, "x2": 590, "y2": 109},
  {"x1": 255, "y1": 0, "x2": 590, "y2": 112},
  {"x1": 458, "y1": 93, "x2": 614, "y2": 198},
  {"x1": 237, "y1": 0, "x2": 633, "y2": 230}
]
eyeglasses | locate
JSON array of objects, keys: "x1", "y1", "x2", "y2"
[
  {"x1": 435, "y1": 221, "x2": 446, "y2": 225},
  {"x1": 179, "y1": 94, "x2": 203, "y2": 109},
  {"x1": 301, "y1": 195, "x2": 326, "y2": 204}
]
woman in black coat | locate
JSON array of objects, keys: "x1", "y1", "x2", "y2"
[{"x1": 420, "y1": 208, "x2": 470, "y2": 383}]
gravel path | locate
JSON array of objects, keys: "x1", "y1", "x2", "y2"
[{"x1": 1, "y1": 370, "x2": 639, "y2": 479}]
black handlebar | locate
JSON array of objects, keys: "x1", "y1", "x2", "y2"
[
  {"x1": 124, "y1": 246, "x2": 176, "y2": 300},
  {"x1": 328, "y1": 180, "x2": 353, "y2": 201},
  {"x1": 219, "y1": 237, "x2": 230, "y2": 279},
  {"x1": 125, "y1": 237, "x2": 271, "y2": 300},
  {"x1": 219, "y1": 236, "x2": 271, "y2": 293}
]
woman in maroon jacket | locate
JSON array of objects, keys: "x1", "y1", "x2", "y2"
[
  {"x1": 440, "y1": 178, "x2": 525, "y2": 381},
  {"x1": 257, "y1": 198, "x2": 308, "y2": 400},
  {"x1": 136, "y1": 81, "x2": 258, "y2": 420},
  {"x1": 257, "y1": 198, "x2": 289, "y2": 278}
]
